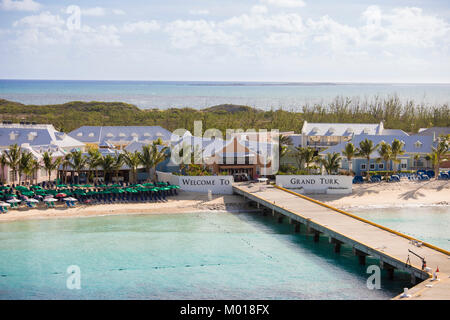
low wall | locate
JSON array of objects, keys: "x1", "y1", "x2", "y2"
[
  {"x1": 156, "y1": 171, "x2": 180, "y2": 186},
  {"x1": 276, "y1": 175, "x2": 352, "y2": 194},
  {"x1": 156, "y1": 171, "x2": 234, "y2": 194}
]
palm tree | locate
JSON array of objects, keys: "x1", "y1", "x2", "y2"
[
  {"x1": 60, "y1": 153, "x2": 72, "y2": 184},
  {"x1": 122, "y1": 150, "x2": 141, "y2": 183},
  {"x1": 320, "y1": 152, "x2": 341, "y2": 174},
  {"x1": 150, "y1": 142, "x2": 168, "y2": 181},
  {"x1": 68, "y1": 150, "x2": 87, "y2": 184},
  {"x1": 279, "y1": 135, "x2": 293, "y2": 160},
  {"x1": 4, "y1": 144, "x2": 21, "y2": 185},
  {"x1": 87, "y1": 148, "x2": 102, "y2": 183},
  {"x1": 428, "y1": 137, "x2": 449, "y2": 178},
  {"x1": 413, "y1": 153, "x2": 421, "y2": 169},
  {"x1": 342, "y1": 142, "x2": 358, "y2": 175},
  {"x1": 42, "y1": 152, "x2": 62, "y2": 184},
  {"x1": 28, "y1": 159, "x2": 41, "y2": 185},
  {"x1": 1, "y1": 152, "x2": 8, "y2": 184},
  {"x1": 377, "y1": 142, "x2": 392, "y2": 180},
  {"x1": 111, "y1": 154, "x2": 124, "y2": 183},
  {"x1": 100, "y1": 155, "x2": 115, "y2": 184},
  {"x1": 18, "y1": 151, "x2": 33, "y2": 185},
  {"x1": 139, "y1": 144, "x2": 155, "y2": 182},
  {"x1": 357, "y1": 138, "x2": 379, "y2": 181},
  {"x1": 294, "y1": 147, "x2": 318, "y2": 174},
  {"x1": 390, "y1": 139, "x2": 405, "y2": 173}
]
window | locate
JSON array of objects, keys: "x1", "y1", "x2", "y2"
[
  {"x1": 401, "y1": 163, "x2": 407, "y2": 169},
  {"x1": 9, "y1": 132, "x2": 17, "y2": 140},
  {"x1": 360, "y1": 164, "x2": 367, "y2": 170},
  {"x1": 414, "y1": 141, "x2": 422, "y2": 148},
  {"x1": 106, "y1": 133, "x2": 114, "y2": 137},
  {"x1": 369, "y1": 164, "x2": 375, "y2": 170},
  {"x1": 378, "y1": 163, "x2": 384, "y2": 169},
  {"x1": 77, "y1": 132, "x2": 83, "y2": 137},
  {"x1": 88, "y1": 132, "x2": 94, "y2": 137}
]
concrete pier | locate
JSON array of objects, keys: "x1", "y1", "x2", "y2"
[{"x1": 233, "y1": 183, "x2": 450, "y2": 300}]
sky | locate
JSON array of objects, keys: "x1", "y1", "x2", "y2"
[{"x1": 0, "y1": 0, "x2": 449, "y2": 82}]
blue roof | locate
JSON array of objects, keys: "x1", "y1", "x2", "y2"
[
  {"x1": 68, "y1": 126, "x2": 172, "y2": 144},
  {"x1": 0, "y1": 124, "x2": 83, "y2": 149},
  {"x1": 320, "y1": 134, "x2": 435, "y2": 157}
]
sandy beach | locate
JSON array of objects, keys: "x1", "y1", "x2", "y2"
[
  {"x1": 0, "y1": 180, "x2": 448, "y2": 223},
  {"x1": 0, "y1": 192, "x2": 250, "y2": 223},
  {"x1": 310, "y1": 179, "x2": 450, "y2": 209}
]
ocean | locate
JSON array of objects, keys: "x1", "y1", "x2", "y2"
[
  {"x1": 1, "y1": 80, "x2": 449, "y2": 110},
  {"x1": 1, "y1": 208, "x2": 436, "y2": 300}
]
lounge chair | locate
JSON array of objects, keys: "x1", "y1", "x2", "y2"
[
  {"x1": 438, "y1": 172, "x2": 449, "y2": 180},
  {"x1": 352, "y1": 176, "x2": 364, "y2": 184}
]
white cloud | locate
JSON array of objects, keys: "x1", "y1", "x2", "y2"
[
  {"x1": 0, "y1": 0, "x2": 40, "y2": 11},
  {"x1": 81, "y1": 7, "x2": 106, "y2": 17},
  {"x1": 112, "y1": 9, "x2": 125, "y2": 16},
  {"x1": 188, "y1": 9, "x2": 209, "y2": 16},
  {"x1": 361, "y1": 6, "x2": 450, "y2": 48},
  {"x1": 260, "y1": 0, "x2": 306, "y2": 8},
  {"x1": 165, "y1": 20, "x2": 237, "y2": 49},
  {"x1": 12, "y1": 11, "x2": 122, "y2": 48},
  {"x1": 122, "y1": 21, "x2": 160, "y2": 33},
  {"x1": 13, "y1": 11, "x2": 64, "y2": 28},
  {"x1": 251, "y1": 5, "x2": 268, "y2": 15}
]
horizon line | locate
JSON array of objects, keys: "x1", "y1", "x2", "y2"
[{"x1": 1, "y1": 78, "x2": 450, "y2": 85}]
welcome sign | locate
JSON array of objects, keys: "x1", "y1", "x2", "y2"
[
  {"x1": 157, "y1": 171, "x2": 234, "y2": 194},
  {"x1": 276, "y1": 175, "x2": 352, "y2": 194},
  {"x1": 179, "y1": 176, "x2": 234, "y2": 194}
]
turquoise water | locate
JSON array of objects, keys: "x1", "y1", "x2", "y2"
[
  {"x1": 1, "y1": 80, "x2": 449, "y2": 110},
  {"x1": 0, "y1": 211, "x2": 412, "y2": 300},
  {"x1": 348, "y1": 206, "x2": 450, "y2": 251}
]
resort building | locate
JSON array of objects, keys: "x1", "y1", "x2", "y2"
[
  {"x1": 171, "y1": 133, "x2": 276, "y2": 179},
  {"x1": 68, "y1": 126, "x2": 172, "y2": 150},
  {"x1": 0, "y1": 122, "x2": 85, "y2": 185},
  {"x1": 0, "y1": 122, "x2": 85, "y2": 152},
  {"x1": 319, "y1": 134, "x2": 436, "y2": 175},
  {"x1": 292, "y1": 121, "x2": 408, "y2": 150}
]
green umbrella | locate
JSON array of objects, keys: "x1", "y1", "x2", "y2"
[
  {"x1": 72, "y1": 184, "x2": 82, "y2": 188},
  {"x1": 98, "y1": 184, "x2": 107, "y2": 188},
  {"x1": 142, "y1": 183, "x2": 155, "y2": 187},
  {"x1": 125, "y1": 188, "x2": 137, "y2": 193},
  {"x1": 5, "y1": 193, "x2": 17, "y2": 197},
  {"x1": 57, "y1": 184, "x2": 67, "y2": 188},
  {"x1": 15, "y1": 186, "x2": 29, "y2": 191},
  {"x1": 82, "y1": 184, "x2": 93, "y2": 188},
  {"x1": 30, "y1": 185, "x2": 43, "y2": 189},
  {"x1": 21, "y1": 191, "x2": 35, "y2": 196},
  {"x1": 0, "y1": 186, "x2": 10, "y2": 190}
]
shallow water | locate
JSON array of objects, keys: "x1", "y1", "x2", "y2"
[
  {"x1": 0, "y1": 211, "x2": 412, "y2": 300},
  {"x1": 1, "y1": 80, "x2": 449, "y2": 110},
  {"x1": 347, "y1": 206, "x2": 450, "y2": 251}
]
